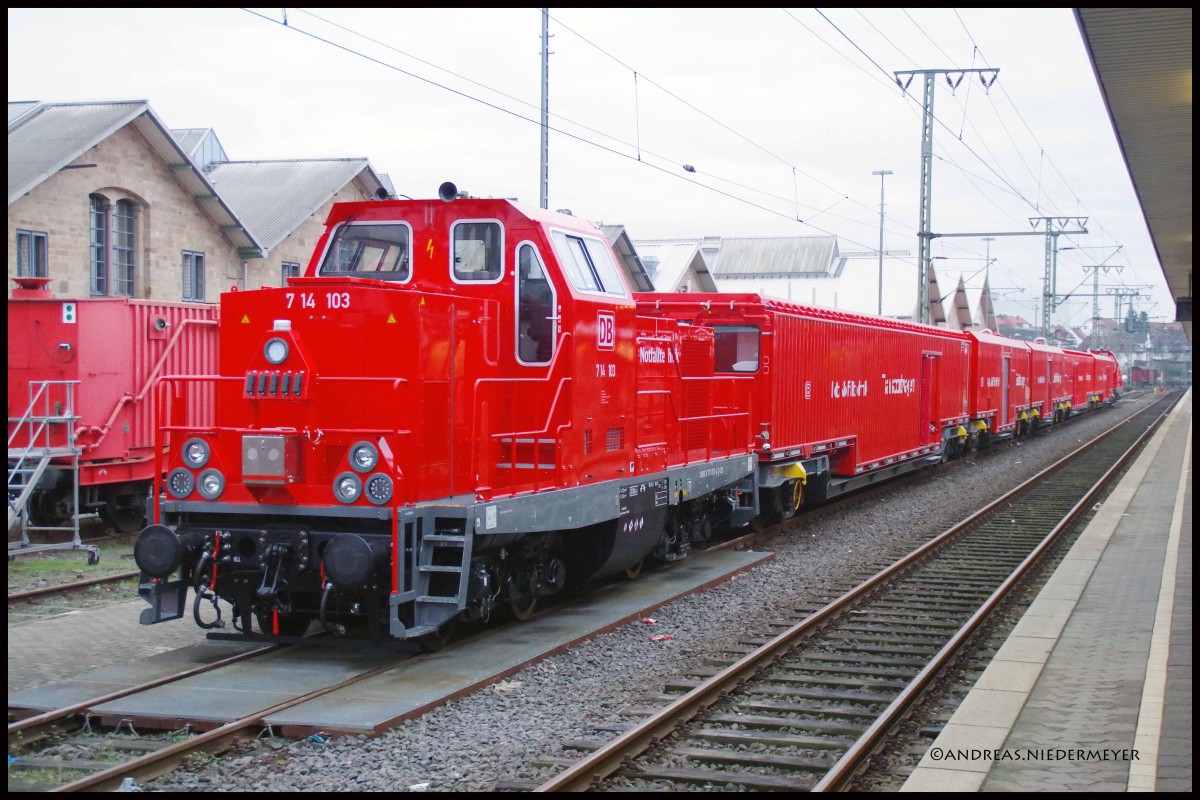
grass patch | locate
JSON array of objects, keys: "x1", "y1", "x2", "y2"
[
  {"x1": 7, "y1": 540, "x2": 138, "y2": 594},
  {"x1": 7, "y1": 765, "x2": 91, "y2": 787}
]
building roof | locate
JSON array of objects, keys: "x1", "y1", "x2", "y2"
[
  {"x1": 706, "y1": 235, "x2": 840, "y2": 278},
  {"x1": 8, "y1": 100, "x2": 263, "y2": 256},
  {"x1": 943, "y1": 273, "x2": 997, "y2": 331},
  {"x1": 204, "y1": 158, "x2": 387, "y2": 254},
  {"x1": 629, "y1": 238, "x2": 719, "y2": 293},
  {"x1": 600, "y1": 225, "x2": 655, "y2": 292},
  {"x1": 1075, "y1": 8, "x2": 1191, "y2": 340}
]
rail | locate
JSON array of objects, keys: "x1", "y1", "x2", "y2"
[{"x1": 531, "y1": 393, "x2": 1174, "y2": 792}]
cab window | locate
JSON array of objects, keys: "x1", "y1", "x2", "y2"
[
  {"x1": 318, "y1": 222, "x2": 411, "y2": 281},
  {"x1": 712, "y1": 325, "x2": 760, "y2": 373},
  {"x1": 551, "y1": 230, "x2": 627, "y2": 297},
  {"x1": 516, "y1": 244, "x2": 555, "y2": 365},
  {"x1": 452, "y1": 221, "x2": 503, "y2": 281}
]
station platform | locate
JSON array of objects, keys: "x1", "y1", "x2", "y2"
[{"x1": 903, "y1": 389, "x2": 1192, "y2": 792}]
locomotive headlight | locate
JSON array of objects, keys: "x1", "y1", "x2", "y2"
[
  {"x1": 182, "y1": 438, "x2": 210, "y2": 468},
  {"x1": 334, "y1": 472, "x2": 362, "y2": 504},
  {"x1": 264, "y1": 337, "x2": 289, "y2": 365},
  {"x1": 349, "y1": 441, "x2": 379, "y2": 473},
  {"x1": 365, "y1": 473, "x2": 393, "y2": 505},
  {"x1": 197, "y1": 469, "x2": 225, "y2": 500},
  {"x1": 167, "y1": 468, "x2": 195, "y2": 499}
]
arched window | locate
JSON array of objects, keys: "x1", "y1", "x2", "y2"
[
  {"x1": 89, "y1": 194, "x2": 109, "y2": 295},
  {"x1": 112, "y1": 199, "x2": 136, "y2": 296},
  {"x1": 89, "y1": 194, "x2": 138, "y2": 296}
]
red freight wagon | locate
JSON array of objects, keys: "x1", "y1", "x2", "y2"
[
  {"x1": 1025, "y1": 338, "x2": 1073, "y2": 426},
  {"x1": 1090, "y1": 349, "x2": 1122, "y2": 404},
  {"x1": 633, "y1": 293, "x2": 971, "y2": 517},
  {"x1": 1130, "y1": 365, "x2": 1158, "y2": 387},
  {"x1": 965, "y1": 330, "x2": 1034, "y2": 440},
  {"x1": 1061, "y1": 348, "x2": 1097, "y2": 412},
  {"x1": 7, "y1": 279, "x2": 218, "y2": 531}
]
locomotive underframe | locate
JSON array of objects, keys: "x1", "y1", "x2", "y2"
[{"x1": 139, "y1": 454, "x2": 756, "y2": 642}]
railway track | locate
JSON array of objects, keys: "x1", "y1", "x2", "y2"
[
  {"x1": 528, "y1": 392, "x2": 1176, "y2": 792},
  {"x1": 6, "y1": 636, "x2": 434, "y2": 793},
  {"x1": 7, "y1": 394, "x2": 1163, "y2": 791}
]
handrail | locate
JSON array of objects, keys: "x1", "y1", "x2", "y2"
[
  {"x1": 73, "y1": 318, "x2": 219, "y2": 452},
  {"x1": 470, "y1": 332, "x2": 575, "y2": 496}
]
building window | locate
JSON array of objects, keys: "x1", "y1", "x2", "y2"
[
  {"x1": 282, "y1": 261, "x2": 301, "y2": 284},
  {"x1": 112, "y1": 200, "x2": 136, "y2": 297},
  {"x1": 90, "y1": 195, "x2": 109, "y2": 294},
  {"x1": 183, "y1": 251, "x2": 206, "y2": 302},
  {"x1": 16, "y1": 229, "x2": 49, "y2": 278}
]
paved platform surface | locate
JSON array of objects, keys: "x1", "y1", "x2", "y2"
[
  {"x1": 9, "y1": 546, "x2": 772, "y2": 735},
  {"x1": 903, "y1": 389, "x2": 1192, "y2": 792}
]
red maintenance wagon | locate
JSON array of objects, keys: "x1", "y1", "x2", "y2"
[
  {"x1": 1089, "y1": 349, "x2": 1123, "y2": 405},
  {"x1": 634, "y1": 294, "x2": 972, "y2": 518},
  {"x1": 7, "y1": 278, "x2": 218, "y2": 532},
  {"x1": 964, "y1": 329, "x2": 1034, "y2": 442},
  {"x1": 1024, "y1": 337, "x2": 1074, "y2": 426}
]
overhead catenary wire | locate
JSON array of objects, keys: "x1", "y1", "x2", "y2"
[{"x1": 249, "y1": 8, "x2": 1130, "y2": 313}]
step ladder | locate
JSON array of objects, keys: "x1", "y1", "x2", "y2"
[
  {"x1": 7, "y1": 380, "x2": 98, "y2": 563},
  {"x1": 412, "y1": 517, "x2": 473, "y2": 632}
]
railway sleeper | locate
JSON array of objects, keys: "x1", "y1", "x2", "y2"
[{"x1": 619, "y1": 764, "x2": 816, "y2": 791}]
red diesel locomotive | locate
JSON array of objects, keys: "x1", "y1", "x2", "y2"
[{"x1": 133, "y1": 185, "x2": 1120, "y2": 645}]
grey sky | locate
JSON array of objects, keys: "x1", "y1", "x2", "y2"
[{"x1": 7, "y1": 7, "x2": 1173, "y2": 326}]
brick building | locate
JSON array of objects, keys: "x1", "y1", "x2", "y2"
[{"x1": 8, "y1": 100, "x2": 389, "y2": 302}]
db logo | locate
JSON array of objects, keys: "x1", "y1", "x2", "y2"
[{"x1": 596, "y1": 311, "x2": 615, "y2": 351}]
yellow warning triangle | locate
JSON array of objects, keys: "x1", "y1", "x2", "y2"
[
  {"x1": 387, "y1": 314, "x2": 397, "y2": 324},
  {"x1": 241, "y1": 314, "x2": 250, "y2": 324}
]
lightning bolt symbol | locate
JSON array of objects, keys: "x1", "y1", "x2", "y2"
[{"x1": 426, "y1": 238, "x2": 434, "y2": 259}]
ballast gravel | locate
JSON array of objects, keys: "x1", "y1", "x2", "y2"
[{"x1": 132, "y1": 396, "x2": 1155, "y2": 792}]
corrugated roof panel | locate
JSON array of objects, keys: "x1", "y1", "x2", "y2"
[
  {"x1": 632, "y1": 240, "x2": 704, "y2": 292},
  {"x1": 711, "y1": 236, "x2": 838, "y2": 277},
  {"x1": 734, "y1": 257, "x2": 918, "y2": 318},
  {"x1": 8, "y1": 101, "x2": 41, "y2": 128},
  {"x1": 8, "y1": 100, "x2": 147, "y2": 204},
  {"x1": 205, "y1": 159, "x2": 373, "y2": 252}
]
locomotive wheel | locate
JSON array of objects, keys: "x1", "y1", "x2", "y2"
[
  {"x1": 419, "y1": 619, "x2": 458, "y2": 653},
  {"x1": 509, "y1": 593, "x2": 538, "y2": 621},
  {"x1": 256, "y1": 610, "x2": 313, "y2": 637},
  {"x1": 624, "y1": 559, "x2": 645, "y2": 580}
]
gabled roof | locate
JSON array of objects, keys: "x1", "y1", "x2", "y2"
[
  {"x1": 204, "y1": 159, "x2": 387, "y2": 253},
  {"x1": 628, "y1": 239, "x2": 719, "y2": 292},
  {"x1": 8, "y1": 100, "x2": 263, "y2": 256},
  {"x1": 600, "y1": 225, "x2": 655, "y2": 292},
  {"x1": 944, "y1": 273, "x2": 997, "y2": 331}
]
